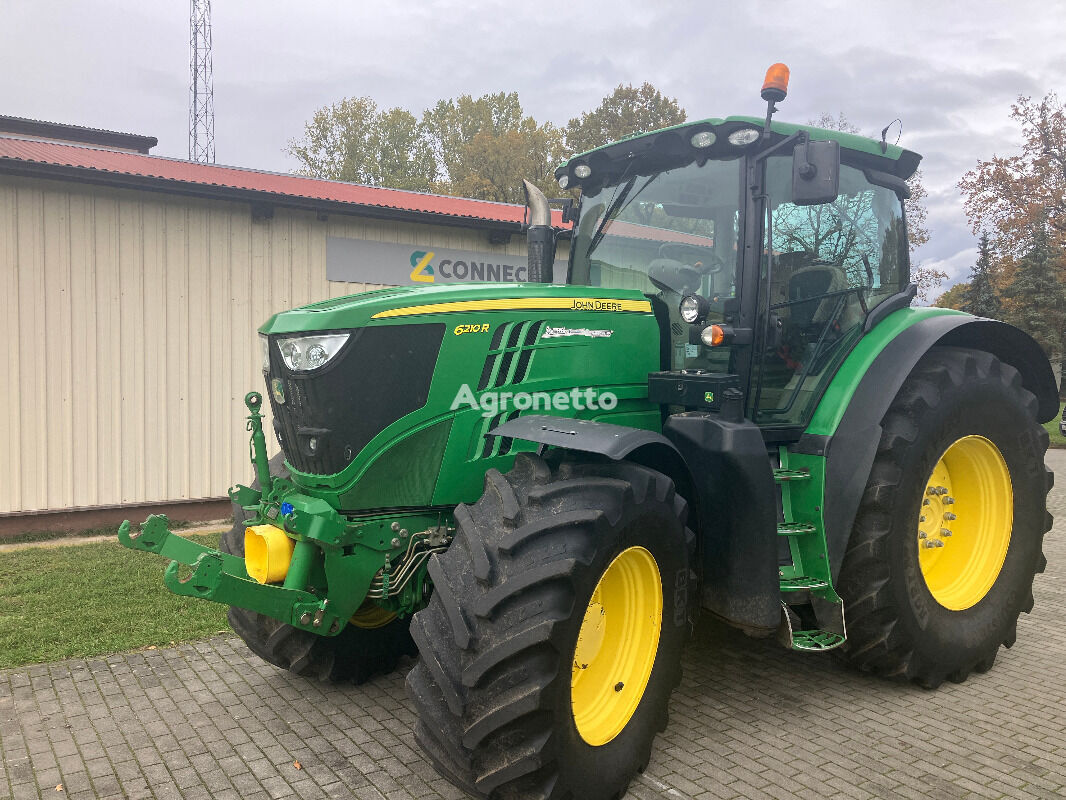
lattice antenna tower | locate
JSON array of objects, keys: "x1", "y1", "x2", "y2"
[{"x1": 189, "y1": 0, "x2": 215, "y2": 163}]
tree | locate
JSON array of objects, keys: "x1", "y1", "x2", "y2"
[
  {"x1": 962, "y1": 232, "x2": 1001, "y2": 318},
  {"x1": 960, "y1": 93, "x2": 1066, "y2": 391},
  {"x1": 286, "y1": 97, "x2": 435, "y2": 191},
  {"x1": 565, "y1": 83, "x2": 686, "y2": 155},
  {"x1": 422, "y1": 92, "x2": 563, "y2": 203},
  {"x1": 1001, "y1": 224, "x2": 1066, "y2": 360},
  {"x1": 959, "y1": 93, "x2": 1066, "y2": 257},
  {"x1": 809, "y1": 113, "x2": 942, "y2": 299},
  {"x1": 934, "y1": 281, "x2": 971, "y2": 310},
  {"x1": 901, "y1": 169, "x2": 944, "y2": 300}
]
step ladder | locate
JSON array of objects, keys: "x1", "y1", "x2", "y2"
[{"x1": 774, "y1": 451, "x2": 846, "y2": 652}]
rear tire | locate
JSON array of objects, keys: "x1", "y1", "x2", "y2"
[
  {"x1": 407, "y1": 453, "x2": 695, "y2": 800},
  {"x1": 221, "y1": 453, "x2": 416, "y2": 684},
  {"x1": 837, "y1": 347, "x2": 1052, "y2": 688}
]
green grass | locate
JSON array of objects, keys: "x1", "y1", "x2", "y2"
[
  {"x1": 1044, "y1": 401, "x2": 1066, "y2": 449},
  {"x1": 0, "y1": 533, "x2": 229, "y2": 669}
]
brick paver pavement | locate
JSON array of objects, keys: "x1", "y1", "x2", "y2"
[{"x1": 1, "y1": 450, "x2": 1063, "y2": 800}]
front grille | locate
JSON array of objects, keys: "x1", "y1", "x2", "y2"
[{"x1": 266, "y1": 324, "x2": 446, "y2": 475}]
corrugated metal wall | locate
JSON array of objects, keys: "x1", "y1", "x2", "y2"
[{"x1": 0, "y1": 175, "x2": 552, "y2": 514}]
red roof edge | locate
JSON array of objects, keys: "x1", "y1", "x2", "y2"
[{"x1": 0, "y1": 136, "x2": 570, "y2": 229}]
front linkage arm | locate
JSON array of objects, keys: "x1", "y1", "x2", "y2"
[
  {"x1": 117, "y1": 392, "x2": 395, "y2": 637},
  {"x1": 117, "y1": 514, "x2": 351, "y2": 633}
]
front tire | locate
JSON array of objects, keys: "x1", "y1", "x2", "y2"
[
  {"x1": 221, "y1": 453, "x2": 416, "y2": 684},
  {"x1": 837, "y1": 347, "x2": 1052, "y2": 688},
  {"x1": 407, "y1": 454, "x2": 695, "y2": 799}
]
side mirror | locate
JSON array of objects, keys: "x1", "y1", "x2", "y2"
[{"x1": 792, "y1": 138, "x2": 839, "y2": 206}]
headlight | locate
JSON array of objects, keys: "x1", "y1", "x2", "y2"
[
  {"x1": 690, "y1": 130, "x2": 716, "y2": 149},
  {"x1": 728, "y1": 128, "x2": 761, "y2": 146},
  {"x1": 558, "y1": 174, "x2": 570, "y2": 190},
  {"x1": 679, "y1": 294, "x2": 710, "y2": 324},
  {"x1": 276, "y1": 333, "x2": 350, "y2": 372},
  {"x1": 259, "y1": 334, "x2": 270, "y2": 373},
  {"x1": 574, "y1": 163, "x2": 591, "y2": 179}
]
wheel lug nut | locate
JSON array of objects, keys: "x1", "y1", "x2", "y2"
[
  {"x1": 941, "y1": 528, "x2": 952, "y2": 537},
  {"x1": 922, "y1": 498, "x2": 931, "y2": 506},
  {"x1": 937, "y1": 486, "x2": 948, "y2": 495},
  {"x1": 944, "y1": 512, "x2": 957, "y2": 521},
  {"x1": 920, "y1": 515, "x2": 926, "y2": 523},
  {"x1": 927, "y1": 487, "x2": 938, "y2": 496},
  {"x1": 918, "y1": 531, "x2": 927, "y2": 539},
  {"x1": 944, "y1": 497, "x2": 955, "y2": 505}
]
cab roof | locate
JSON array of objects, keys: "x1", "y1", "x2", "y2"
[{"x1": 556, "y1": 116, "x2": 922, "y2": 187}]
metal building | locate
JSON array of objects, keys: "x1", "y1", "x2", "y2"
[{"x1": 0, "y1": 117, "x2": 566, "y2": 530}]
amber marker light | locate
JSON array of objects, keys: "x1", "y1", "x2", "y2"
[
  {"x1": 761, "y1": 63, "x2": 790, "y2": 102},
  {"x1": 701, "y1": 324, "x2": 726, "y2": 347}
]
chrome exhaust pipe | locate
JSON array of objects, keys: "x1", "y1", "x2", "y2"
[{"x1": 523, "y1": 179, "x2": 556, "y2": 283}]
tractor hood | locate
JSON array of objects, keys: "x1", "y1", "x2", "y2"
[{"x1": 259, "y1": 282, "x2": 653, "y2": 334}]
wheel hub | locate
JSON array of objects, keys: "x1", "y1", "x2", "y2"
[
  {"x1": 917, "y1": 435, "x2": 1013, "y2": 610},
  {"x1": 571, "y1": 546, "x2": 662, "y2": 747}
]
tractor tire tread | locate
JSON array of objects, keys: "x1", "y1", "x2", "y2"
[
  {"x1": 837, "y1": 346, "x2": 1050, "y2": 689},
  {"x1": 407, "y1": 453, "x2": 694, "y2": 799}
]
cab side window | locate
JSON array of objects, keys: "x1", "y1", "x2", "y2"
[{"x1": 753, "y1": 158, "x2": 907, "y2": 426}]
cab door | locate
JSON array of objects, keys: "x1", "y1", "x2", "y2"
[{"x1": 748, "y1": 155, "x2": 910, "y2": 433}]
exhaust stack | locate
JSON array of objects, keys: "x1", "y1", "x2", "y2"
[{"x1": 523, "y1": 179, "x2": 556, "y2": 283}]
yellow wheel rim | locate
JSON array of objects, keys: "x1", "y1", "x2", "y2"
[
  {"x1": 571, "y1": 546, "x2": 662, "y2": 746},
  {"x1": 350, "y1": 602, "x2": 397, "y2": 629},
  {"x1": 917, "y1": 435, "x2": 1013, "y2": 611}
]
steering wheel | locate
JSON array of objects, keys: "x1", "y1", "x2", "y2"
[{"x1": 658, "y1": 242, "x2": 728, "y2": 275}]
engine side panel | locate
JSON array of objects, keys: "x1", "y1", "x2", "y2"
[{"x1": 261, "y1": 286, "x2": 664, "y2": 512}]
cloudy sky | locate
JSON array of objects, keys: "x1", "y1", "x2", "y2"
[{"x1": 5, "y1": 0, "x2": 1064, "y2": 298}]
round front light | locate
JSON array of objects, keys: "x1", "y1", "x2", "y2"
[
  {"x1": 558, "y1": 174, "x2": 570, "y2": 189},
  {"x1": 574, "y1": 163, "x2": 592, "y2": 179},
  {"x1": 728, "y1": 128, "x2": 761, "y2": 146},
  {"x1": 679, "y1": 295, "x2": 706, "y2": 324},
  {"x1": 305, "y1": 344, "x2": 329, "y2": 369},
  {"x1": 279, "y1": 340, "x2": 302, "y2": 369},
  {"x1": 690, "y1": 130, "x2": 716, "y2": 149}
]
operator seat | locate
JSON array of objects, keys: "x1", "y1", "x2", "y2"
[
  {"x1": 788, "y1": 263, "x2": 863, "y2": 330},
  {"x1": 765, "y1": 262, "x2": 865, "y2": 409}
]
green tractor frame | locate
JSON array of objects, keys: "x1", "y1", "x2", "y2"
[{"x1": 120, "y1": 65, "x2": 1057, "y2": 800}]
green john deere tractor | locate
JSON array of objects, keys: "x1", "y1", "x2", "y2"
[{"x1": 119, "y1": 65, "x2": 1057, "y2": 799}]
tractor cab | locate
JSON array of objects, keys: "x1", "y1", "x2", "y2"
[{"x1": 551, "y1": 65, "x2": 919, "y2": 437}]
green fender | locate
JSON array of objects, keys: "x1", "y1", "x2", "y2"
[{"x1": 797, "y1": 307, "x2": 1057, "y2": 580}]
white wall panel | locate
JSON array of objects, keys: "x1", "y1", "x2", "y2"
[{"x1": 0, "y1": 175, "x2": 566, "y2": 514}]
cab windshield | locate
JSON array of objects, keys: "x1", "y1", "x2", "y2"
[{"x1": 569, "y1": 157, "x2": 742, "y2": 305}]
